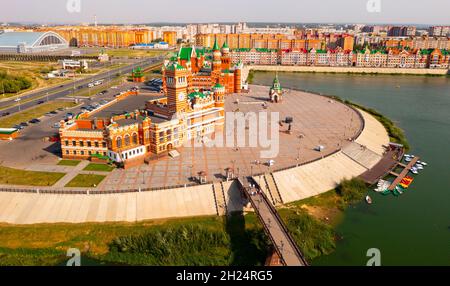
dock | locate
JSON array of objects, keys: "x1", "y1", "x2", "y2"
[{"x1": 388, "y1": 157, "x2": 419, "y2": 191}]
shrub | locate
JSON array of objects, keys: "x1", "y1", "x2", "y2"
[{"x1": 336, "y1": 177, "x2": 367, "y2": 204}]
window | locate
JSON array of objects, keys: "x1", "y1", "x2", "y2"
[
  {"x1": 65, "y1": 140, "x2": 69, "y2": 146},
  {"x1": 73, "y1": 150, "x2": 77, "y2": 155},
  {"x1": 159, "y1": 131, "x2": 164, "y2": 138},
  {"x1": 88, "y1": 151, "x2": 92, "y2": 155},
  {"x1": 66, "y1": 150, "x2": 69, "y2": 155},
  {"x1": 72, "y1": 141, "x2": 76, "y2": 146},
  {"x1": 80, "y1": 141, "x2": 84, "y2": 147},
  {"x1": 132, "y1": 133, "x2": 138, "y2": 145},
  {"x1": 116, "y1": 137, "x2": 122, "y2": 148},
  {"x1": 124, "y1": 135, "x2": 130, "y2": 146},
  {"x1": 81, "y1": 151, "x2": 84, "y2": 155},
  {"x1": 102, "y1": 142, "x2": 107, "y2": 148},
  {"x1": 87, "y1": 141, "x2": 91, "y2": 147},
  {"x1": 95, "y1": 142, "x2": 99, "y2": 148}
]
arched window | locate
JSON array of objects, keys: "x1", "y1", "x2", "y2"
[
  {"x1": 124, "y1": 134, "x2": 130, "y2": 146},
  {"x1": 132, "y1": 133, "x2": 138, "y2": 145},
  {"x1": 116, "y1": 137, "x2": 122, "y2": 148}
]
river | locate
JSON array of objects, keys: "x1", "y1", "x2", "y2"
[{"x1": 253, "y1": 72, "x2": 450, "y2": 266}]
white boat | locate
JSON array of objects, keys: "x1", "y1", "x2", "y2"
[
  {"x1": 421, "y1": 161, "x2": 428, "y2": 166},
  {"x1": 365, "y1": 195, "x2": 373, "y2": 204},
  {"x1": 415, "y1": 164, "x2": 424, "y2": 170},
  {"x1": 405, "y1": 157, "x2": 412, "y2": 162},
  {"x1": 411, "y1": 169, "x2": 419, "y2": 174},
  {"x1": 405, "y1": 154, "x2": 412, "y2": 157}
]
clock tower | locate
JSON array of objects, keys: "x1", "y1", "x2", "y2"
[{"x1": 165, "y1": 63, "x2": 189, "y2": 116}]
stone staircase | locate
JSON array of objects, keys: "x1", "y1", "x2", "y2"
[
  {"x1": 342, "y1": 142, "x2": 382, "y2": 170},
  {"x1": 212, "y1": 182, "x2": 227, "y2": 216},
  {"x1": 264, "y1": 174, "x2": 284, "y2": 206}
]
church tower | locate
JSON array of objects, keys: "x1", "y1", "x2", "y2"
[
  {"x1": 165, "y1": 63, "x2": 188, "y2": 116},
  {"x1": 212, "y1": 38, "x2": 222, "y2": 73},
  {"x1": 221, "y1": 41, "x2": 231, "y2": 70},
  {"x1": 269, "y1": 73, "x2": 283, "y2": 103}
]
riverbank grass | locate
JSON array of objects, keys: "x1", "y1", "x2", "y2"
[
  {"x1": 65, "y1": 174, "x2": 106, "y2": 188},
  {"x1": 0, "y1": 166, "x2": 65, "y2": 186}
]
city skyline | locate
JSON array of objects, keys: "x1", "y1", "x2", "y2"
[{"x1": 1, "y1": 0, "x2": 450, "y2": 25}]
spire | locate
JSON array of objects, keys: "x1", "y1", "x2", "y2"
[
  {"x1": 213, "y1": 37, "x2": 219, "y2": 51},
  {"x1": 222, "y1": 41, "x2": 229, "y2": 49}
]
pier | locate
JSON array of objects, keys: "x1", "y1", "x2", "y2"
[{"x1": 388, "y1": 157, "x2": 420, "y2": 191}]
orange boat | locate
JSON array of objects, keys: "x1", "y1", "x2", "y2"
[{"x1": 400, "y1": 176, "x2": 414, "y2": 188}]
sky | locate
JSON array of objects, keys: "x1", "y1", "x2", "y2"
[{"x1": 0, "y1": 0, "x2": 449, "y2": 25}]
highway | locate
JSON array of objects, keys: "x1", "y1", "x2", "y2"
[{"x1": 0, "y1": 56, "x2": 164, "y2": 116}]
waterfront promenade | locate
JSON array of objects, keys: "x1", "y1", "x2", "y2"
[{"x1": 243, "y1": 65, "x2": 449, "y2": 81}]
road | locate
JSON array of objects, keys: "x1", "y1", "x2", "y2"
[{"x1": 0, "y1": 56, "x2": 164, "y2": 115}]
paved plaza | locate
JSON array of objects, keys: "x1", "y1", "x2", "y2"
[{"x1": 99, "y1": 85, "x2": 362, "y2": 190}]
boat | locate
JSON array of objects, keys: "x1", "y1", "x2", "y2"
[
  {"x1": 393, "y1": 189, "x2": 401, "y2": 196},
  {"x1": 365, "y1": 195, "x2": 373, "y2": 204},
  {"x1": 415, "y1": 165, "x2": 424, "y2": 170},
  {"x1": 381, "y1": 189, "x2": 391, "y2": 196},
  {"x1": 395, "y1": 186, "x2": 404, "y2": 195},
  {"x1": 405, "y1": 154, "x2": 411, "y2": 157},
  {"x1": 405, "y1": 157, "x2": 412, "y2": 162},
  {"x1": 420, "y1": 161, "x2": 428, "y2": 166},
  {"x1": 410, "y1": 169, "x2": 419, "y2": 174}
]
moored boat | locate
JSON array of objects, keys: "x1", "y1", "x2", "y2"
[{"x1": 365, "y1": 195, "x2": 373, "y2": 204}]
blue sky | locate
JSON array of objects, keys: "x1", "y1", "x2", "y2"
[{"x1": 1, "y1": 0, "x2": 449, "y2": 25}]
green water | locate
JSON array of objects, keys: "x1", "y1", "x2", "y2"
[{"x1": 253, "y1": 72, "x2": 450, "y2": 266}]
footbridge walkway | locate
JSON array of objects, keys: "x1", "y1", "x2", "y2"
[{"x1": 237, "y1": 177, "x2": 308, "y2": 266}]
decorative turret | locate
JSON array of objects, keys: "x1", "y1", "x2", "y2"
[
  {"x1": 212, "y1": 38, "x2": 222, "y2": 73},
  {"x1": 132, "y1": 67, "x2": 145, "y2": 82},
  {"x1": 269, "y1": 73, "x2": 283, "y2": 103},
  {"x1": 221, "y1": 41, "x2": 230, "y2": 54},
  {"x1": 221, "y1": 41, "x2": 231, "y2": 71},
  {"x1": 165, "y1": 62, "x2": 188, "y2": 116},
  {"x1": 213, "y1": 83, "x2": 225, "y2": 108}
]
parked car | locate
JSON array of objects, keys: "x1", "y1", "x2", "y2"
[
  {"x1": 52, "y1": 122, "x2": 61, "y2": 129},
  {"x1": 37, "y1": 100, "x2": 45, "y2": 105},
  {"x1": 13, "y1": 124, "x2": 24, "y2": 130},
  {"x1": 29, "y1": 118, "x2": 41, "y2": 124},
  {"x1": 65, "y1": 113, "x2": 74, "y2": 120},
  {"x1": 50, "y1": 111, "x2": 58, "y2": 115},
  {"x1": 20, "y1": 122, "x2": 29, "y2": 127},
  {"x1": 1, "y1": 112, "x2": 10, "y2": 117}
]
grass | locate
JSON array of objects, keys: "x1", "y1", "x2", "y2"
[
  {"x1": 0, "y1": 100, "x2": 77, "y2": 128},
  {"x1": 0, "y1": 61, "x2": 69, "y2": 98},
  {"x1": 83, "y1": 163, "x2": 114, "y2": 172},
  {"x1": 336, "y1": 177, "x2": 368, "y2": 204},
  {"x1": 83, "y1": 48, "x2": 167, "y2": 58},
  {"x1": 0, "y1": 214, "x2": 268, "y2": 266},
  {"x1": 65, "y1": 174, "x2": 106, "y2": 188},
  {"x1": 0, "y1": 165, "x2": 65, "y2": 186},
  {"x1": 57, "y1": 160, "x2": 81, "y2": 167}
]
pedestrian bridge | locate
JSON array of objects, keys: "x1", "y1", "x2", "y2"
[{"x1": 237, "y1": 177, "x2": 308, "y2": 266}]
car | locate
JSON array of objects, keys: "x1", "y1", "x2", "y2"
[
  {"x1": 100, "y1": 100, "x2": 108, "y2": 105},
  {"x1": 65, "y1": 113, "x2": 74, "y2": 120},
  {"x1": 29, "y1": 118, "x2": 41, "y2": 124},
  {"x1": 20, "y1": 122, "x2": 29, "y2": 127},
  {"x1": 110, "y1": 86, "x2": 118, "y2": 89},
  {"x1": 14, "y1": 98, "x2": 21, "y2": 102},
  {"x1": 1, "y1": 112, "x2": 10, "y2": 117},
  {"x1": 52, "y1": 122, "x2": 61, "y2": 128},
  {"x1": 50, "y1": 111, "x2": 58, "y2": 115},
  {"x1": 88, "y1": 83, "x2": 95, "y2": 88},
  {"x1": 13, "y1": 125, "x2": 24, "y2": 130},
  {"x1": 57, "y1": 108, "x2": 65, "y2": 111}
]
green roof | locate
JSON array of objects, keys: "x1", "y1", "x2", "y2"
[
  {"x1": 166, "y1": 63, "x2": 185, "y2": 71},
  {"x1": 212, "y1": 38, "x2": 219, "y2": 51},
  {"x1": 188, "y1": 91, "x2": 206, "y2": 99},
  {"x1": 0, "y1": 128, "x2": 18, "y2": 135},
  {"x1": 178, "y1": 47, "x2": 194, "y2": 61},
  {"x1": 222, "y1": 41, "x2": 229, "y2": 49},
  {"x1": 214, "y1": 83, "x2": 224, "y2": 88}
]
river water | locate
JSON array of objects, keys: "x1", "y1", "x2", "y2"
[{"x1": 253, "y1": 72, "x2": 450, "y2": 266}]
